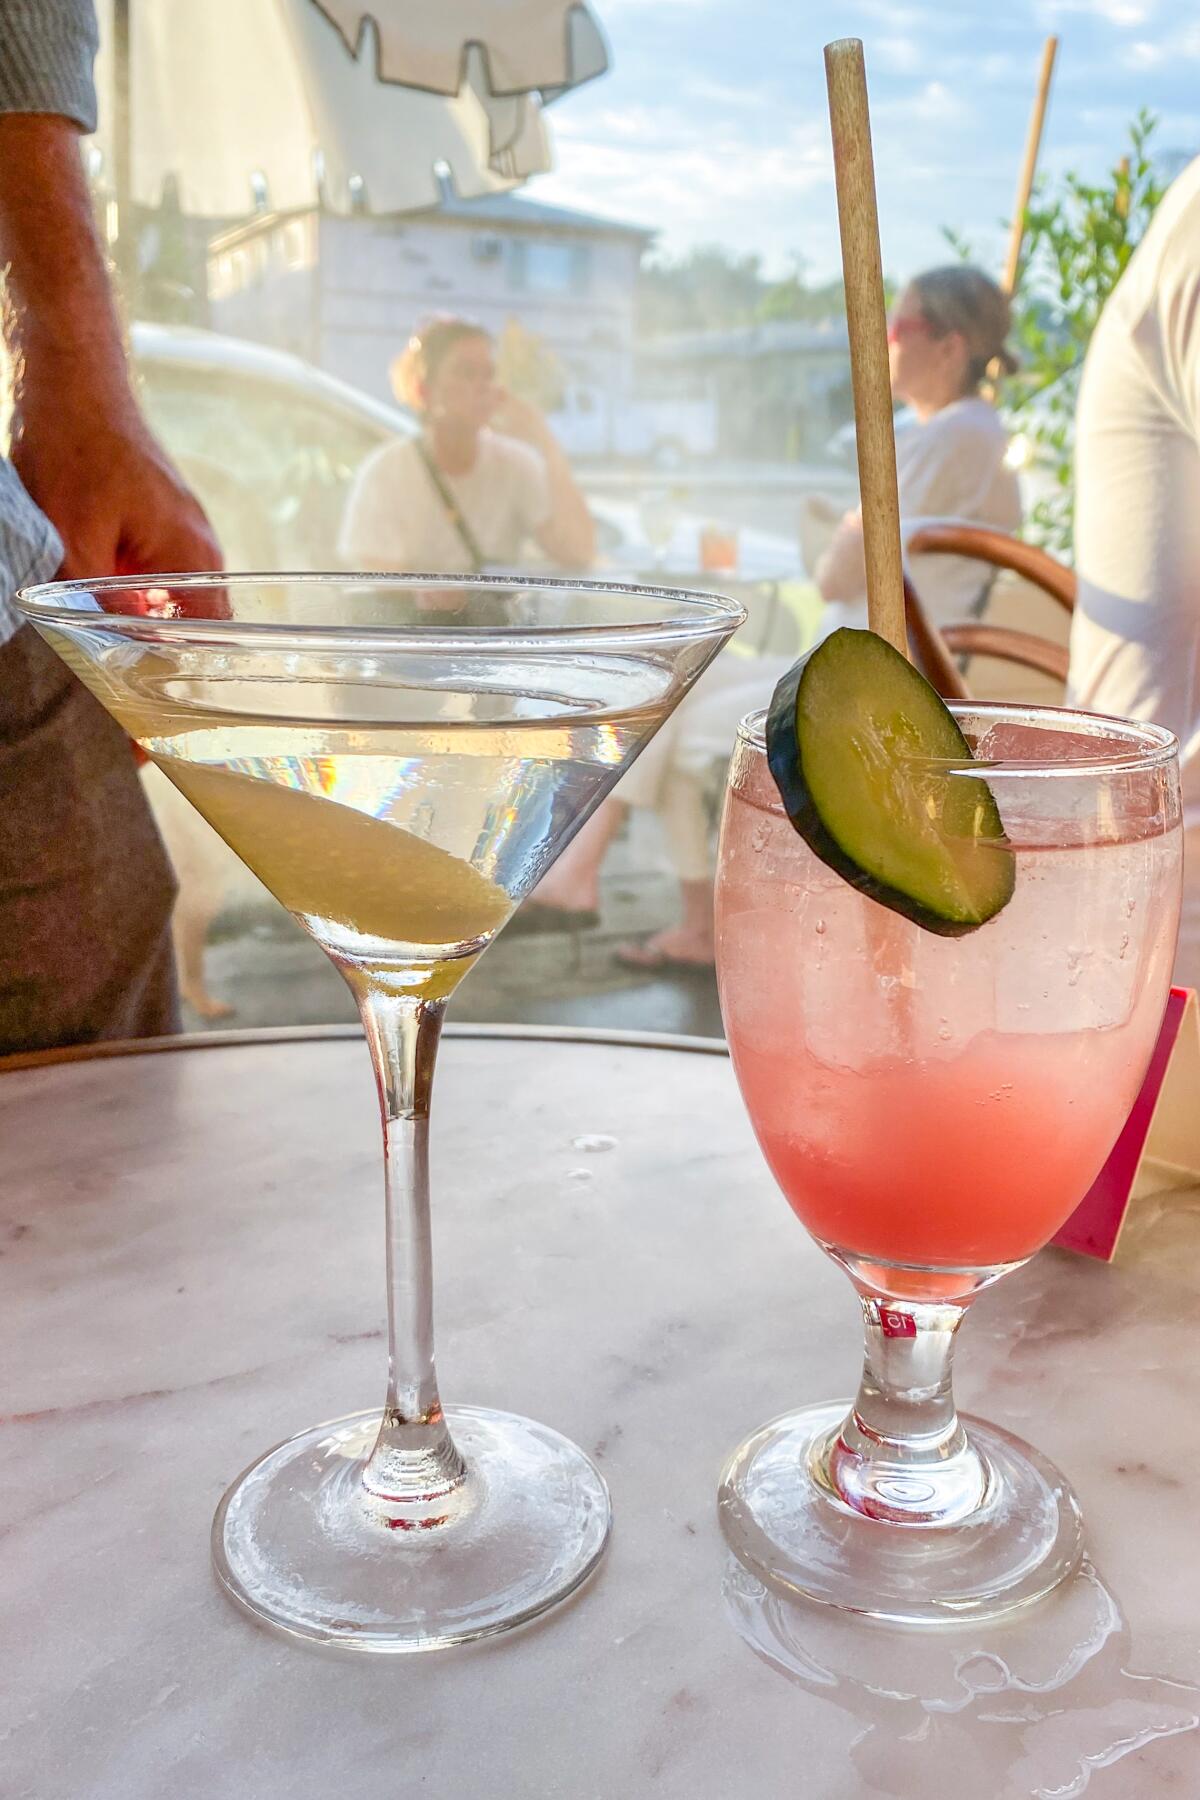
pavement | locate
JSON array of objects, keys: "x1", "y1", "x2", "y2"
[{"x1": 186, "y1": 806, "x2": 724, "y2": 1041}]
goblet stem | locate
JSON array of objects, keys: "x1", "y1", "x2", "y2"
[
  {"x1": 355, "y1": 985, "x2": 466, "y2": 1508},
  {"x1": 818, "y1": 1292, "x2": 987, "y2": 1525}
]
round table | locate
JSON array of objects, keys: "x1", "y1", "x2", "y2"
[{"x1": 3, "y1": 1027, "x2": 1199, "y2": 1798}]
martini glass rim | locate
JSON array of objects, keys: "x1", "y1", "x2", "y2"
[{"x1": 16, "y1": 570, "x2": 747, "y2": 652}]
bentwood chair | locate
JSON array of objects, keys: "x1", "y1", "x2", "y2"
[{"x1": 903, "y1": 523, "x2": 1074, "y2": 702}]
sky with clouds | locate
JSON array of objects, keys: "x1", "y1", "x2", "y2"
[{"x1": 531, "y1": 0, "x2": 1200, "y2": 280}]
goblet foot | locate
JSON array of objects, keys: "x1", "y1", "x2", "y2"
[
  {"x1": 213, "y1": 1404, "x2": 611, "y2": 1652},
  {"x1": 719, "y1": 1400, "x2": 1082, "y2": 1625}
]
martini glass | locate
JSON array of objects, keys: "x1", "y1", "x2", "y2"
[
  {"x1": 17, "y1": 573, "x2": 744, "y2": 1652},
  {"x1": 715, "y1": 703, "x2": 1181, "y2": 1623}
]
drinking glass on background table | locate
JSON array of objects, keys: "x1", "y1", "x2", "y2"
[
  {"x1": 700, "y1": 525, "x2": 739, "y2": 576},
  {"x1": 17, "y1": 572, "x2": 744, "y2": 1653},
  {"x1": 715, "y1": 703, "x2": 1181, "y2": 1623},
  {"x1": 638, "y1": 487, "x2": 681, "y2": 568}
]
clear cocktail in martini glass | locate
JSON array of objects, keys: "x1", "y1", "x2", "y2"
[{"x1": 17, "y1": 572, "x2": 744, "y2": 1652}]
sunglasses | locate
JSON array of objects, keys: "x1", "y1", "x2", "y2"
[{"x1": 886, "y1": 315, "x2": 936, "y2": 346}]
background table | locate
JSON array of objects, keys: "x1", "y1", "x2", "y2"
[{"x1": 3, "y1": 1027, "x2": 1199, "y2": 1798}]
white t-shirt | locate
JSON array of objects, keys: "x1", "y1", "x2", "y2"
[
  {"x1": 1068, "y1": 157, "x2": 1200, "y2": 836},
  {"x1": 338, "y1": 428, "x2": 552, "y2": 573},
  {"x1": 822, "y1": 397, "x2": 1022, "y2": 635}
]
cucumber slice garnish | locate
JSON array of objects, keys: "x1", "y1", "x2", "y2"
[{"x1": 765, "y1": 628, "x2": 1014, "y2": 936}]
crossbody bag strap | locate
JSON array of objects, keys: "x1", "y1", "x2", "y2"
[{"x1": 415, "y1": 438, "x2": 486, "y2": 574}]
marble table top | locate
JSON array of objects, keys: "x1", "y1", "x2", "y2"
[{"x1": 3, "y1": 1025, "x2": 1199, "y2": 1799}]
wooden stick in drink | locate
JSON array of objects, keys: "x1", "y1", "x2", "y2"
[{"x1": 823, "y1": 38, "x2": 907, "y2": 659}]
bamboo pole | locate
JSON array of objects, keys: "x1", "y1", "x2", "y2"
[
  {"x1": 1001, "y1": 35, "x2": 1059, "y2": 297},
  {"x1": 823, "y1": 38, "x2": 907, "y2": 657}
]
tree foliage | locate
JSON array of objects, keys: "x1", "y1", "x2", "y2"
[
  {"x1": 637, "y1": 245, "x2": 845, "y2": 338},
  {"x1": 949, "y1": 111, "x2": 1166, "y2": 555}
]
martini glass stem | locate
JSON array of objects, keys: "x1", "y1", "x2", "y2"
[
  {"x1": 820, "y1": 1294, "x2": 986, "y2": 1525},
  {"x1": 356, "y1": 986, "x2": 466, "y2": 1507}
]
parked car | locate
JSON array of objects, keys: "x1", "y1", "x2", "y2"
[{"x1": 132, "y1": 322, "x2": 404, "y2": 570}]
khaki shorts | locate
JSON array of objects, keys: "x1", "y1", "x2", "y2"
[{"x1": 0, "y1": 623, "x2": 179, "y2": 1056}]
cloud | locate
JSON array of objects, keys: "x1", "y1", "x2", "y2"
[
  {"x1": 601, "y1": 0, "x2": 714, "y2": 11},
  {"x1": 684, "y1": 75, "x2": 765, "y2": 109},
  {"x1": 979, "y1": 52, "x2": 1017, "y2": 81},
  {"x1": 537, "y1": 106, "x2": 835, "y2": 267},
  {"x1": 856, "y1": 0, "x2": 941, "y2": 25},
  {"x1": 1121, "y1": 20, "x2": 1200, "y2": 66},
  {"x1": 874, "y1": 35, "x2": 921, "y2": 73},
  {"x1": 530, "y1": 0, "x2": 1200, "y2": 283},
  {"x1": 876, "y1": 79, "x2": 970, "y2": 126},
  {"x1": 1039, "y1": 0, "x2": 1155, "y2": 23}
]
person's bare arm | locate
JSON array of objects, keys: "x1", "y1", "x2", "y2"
[
  {"x1": 0, "y1": 113, "x2": 220, "y2": 579},
  {"x1": 814, "y1": 506, "x2": 867, "y2": 603},
  {"x1": 493, "y1": 390, "x2": 595, "y2": 570}
]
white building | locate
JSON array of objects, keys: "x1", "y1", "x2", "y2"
[{"x1": 207, "y1": 190, "x2": 656, "y2": 456}]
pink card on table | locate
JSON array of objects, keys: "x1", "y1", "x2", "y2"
[{"x1": 1054, "y1": 987, "x2": 1200, "y2": 1261}]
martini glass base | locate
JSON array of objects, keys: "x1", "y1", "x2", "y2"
[
  {"x1": 212, "y1": 1405, "x2": 611, "y2": 1653},
  {"x1": 718, "y1": 1400, "x2": 1083, "y2": 1626}
]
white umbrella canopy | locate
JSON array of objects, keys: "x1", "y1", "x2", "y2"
[
  {"x1": 313, "y1": 1, "x2": 608, "y2": 97},
  {"x1": 90, "y1": 0, "x2": 608, "y2": 216}
]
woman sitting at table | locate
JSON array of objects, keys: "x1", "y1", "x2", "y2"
[
  {"x1": 339, "y1": 314, "x2": 594, "y2": 574},
  {"x1": 528, "y1": 267, "x2": 1022, "y2": 969},
  {"x1": 815, "y1": 263, "x2": 1022, "y2": 630}
]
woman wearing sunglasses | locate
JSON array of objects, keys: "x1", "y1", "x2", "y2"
[
  {"x1": 523, "y1": 267, "x2": 1023, "y2": 971},
  {"x1": 814, "y1": 264, "x2": 1021, "y2": 632}
]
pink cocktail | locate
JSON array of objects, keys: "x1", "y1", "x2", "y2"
[{"x1": 716, "y1": 703, "x2": 1181, "y2": 1622}]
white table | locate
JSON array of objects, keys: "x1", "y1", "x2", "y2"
[{"x1": 3, "y1": 1027, "x2": 1199, "y2": 1798}]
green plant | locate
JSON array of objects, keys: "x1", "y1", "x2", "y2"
[
  {"x1": 946, "y1": 111, "x2": 1166, "y2": 556},
  {"x1": 636, "y1": 244, "x2": 847, "y2": 337}
]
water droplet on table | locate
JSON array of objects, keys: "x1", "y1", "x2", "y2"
[{"x1": 572, "y1": 1133, "x2": 618, "y2": 1154}]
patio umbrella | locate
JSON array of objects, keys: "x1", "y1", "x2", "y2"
[{"x1": 91, "y1": 0, "x2": 608, "y2": 283}]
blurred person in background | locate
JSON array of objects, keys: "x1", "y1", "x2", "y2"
[
  {"x1": 532, "y1": 267, "x2": 1023, "y2": 968},
  {"x1": 812, "y1": 264, "x2": 1022, "y2": 631},
  {"x1": 339, "y1": 315, "x2": 594, "y2": 574},
  {"x1": 0, "y1": 0, "x2": 221, "y2": 1056},
  {"x1": 1068, "y1": 154, "x2": 1200, "y2": 990}
]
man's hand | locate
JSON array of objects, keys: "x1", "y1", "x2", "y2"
[
  {"x1": 1, "y1": 113, "x2": 222, "y2": 586},
  {"x1": 11, "y1": 405, "x2": 221, "y2": 581}
]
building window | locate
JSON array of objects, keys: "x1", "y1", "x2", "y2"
[
  {"x1": 508, "y1": 240, "x2": 591, "y2": 295},
  {"x1": 283, "y1": 217, "x2": 313, "y2": 272}
]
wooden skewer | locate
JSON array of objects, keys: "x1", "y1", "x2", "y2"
[
  {"x1": 1000, "y1": 35, "x2": 1059, "y2": 297},
  {"x1": 824, "y1": 38, "x2": 907, "y2": 658}
]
